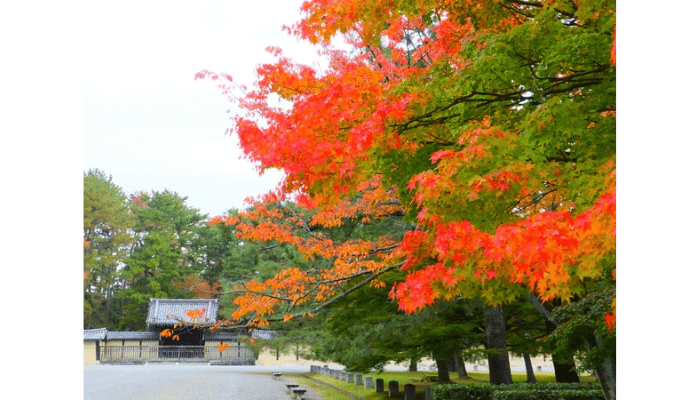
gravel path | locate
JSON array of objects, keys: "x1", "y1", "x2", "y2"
[{"x1": 84, "y1": 364, "x2": 326, "y2": 400}]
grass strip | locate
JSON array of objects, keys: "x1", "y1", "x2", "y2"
[{"x1": 291, "y1": 373, "x2": 368, "y2": 400}]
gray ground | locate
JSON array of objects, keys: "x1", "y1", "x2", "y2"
[{"x1": 84, "y1": 364, "x2": 324, "y2": 400}]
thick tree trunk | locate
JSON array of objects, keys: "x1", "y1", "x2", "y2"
[
  {"x1": 552, "y1": 355, "x2": 580, "y2": 383},
  {"x1": 409, "y1": 357, "x2": 418, "y2": 372},
  {"x1": 545, "y1": 318, "x2": 580, "y2": 383},
  {"x1": 454, "y1": 350, "x2": 468, "y2": 378},
  {"x1": 447, "y1": 356, "x2": 457, "y2": 372},
  {"x1": 523, "y1": 352, "x2": 537, "y2": 383},
  {"x1": 483, "y1": 304, "x2": 513, "y2": 385},
  {"x1": 594, "y1": 357, "x2": 616, "y2": 400},
  {"x1": 434, "y1": 358, "x2": 451, "y2": 383}
]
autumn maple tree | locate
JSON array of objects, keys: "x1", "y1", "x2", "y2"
[
  {"x1": 207, "y1": 177, "x2": 409, "y2": 327},
  {"x1": 197, "y1": 0, "x2": 615, "y2": 398}
]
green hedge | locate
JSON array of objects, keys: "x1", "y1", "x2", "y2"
[
  {"x1": 492, "y1": 389, "x2": 604, "y2": 400},
  {"x1": 432, "y1": 383, "x2": 604, "y2": 400},
  {"x1": 432, "y1": 384, "x2": 493, "y2": 400},
  {"x1": 508, "y1": 383, "x2": 601, "y2": 391}
]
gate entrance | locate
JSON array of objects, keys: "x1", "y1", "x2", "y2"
[{"x1": 158, "y1": 326, "x2": 204, "y2": 359}]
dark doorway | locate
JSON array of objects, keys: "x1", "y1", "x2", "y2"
[{"x1": 158, "y1": 326, "x2": 204, "y2": 359}]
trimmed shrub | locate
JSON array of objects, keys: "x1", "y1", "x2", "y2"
[
  {"x1": 432, "y1": 383, "x2": 493, "y2": 400},
  {"x1": 432, "y1": 382, "x2": 604, "y2": 400},
  {"x1": 492, "y1": 389, "x2": 604, "y2": 400},
  {"x1": 506, "y1": 383, "x2": 601, "y2": 392}
]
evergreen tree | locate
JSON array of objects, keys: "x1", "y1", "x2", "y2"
[{"x1": 83, "y1": 169, "x2": 135, "y2": 329}]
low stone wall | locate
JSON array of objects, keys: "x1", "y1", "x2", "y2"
[{"x1": 310, "y1": 365, "x2": 399, "y2": 396}]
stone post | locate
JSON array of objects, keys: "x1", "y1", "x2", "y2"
[
  {"x1": 355, "y1": 374, "x2": 363, "y2": 386},
  {"x1": 347, "y1": 373, "x2": 354, "y2": 383},
  {"x1": 375, "y1": 378, "x2": 384, "y2": 393},
  {"x1": 404, "y1": 384, "x2": 416, "y2": 400},
  {"x1": 364, "y1": 376, "x2": 373, "y2": 389},
  {"x1": 388, "y1": 380, "x2": 400, "y2": 397}
]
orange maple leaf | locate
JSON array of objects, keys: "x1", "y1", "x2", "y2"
[
  {"x1": 218, "y1": 342, "x2": 230, "y2": 353},
  {"x1": 611, "y1": 24, "x2": 616, "y2": 66}
]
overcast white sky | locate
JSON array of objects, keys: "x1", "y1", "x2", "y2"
[{"x1": 84, "y1": 0, "x2": 335, "y2": 216}]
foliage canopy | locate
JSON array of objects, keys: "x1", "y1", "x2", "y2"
[{"x1": 201, "y1": 0, "x2": 616, "y2": 327}]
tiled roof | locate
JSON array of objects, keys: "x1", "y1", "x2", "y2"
[
  {"x1": 84, "y1": 328, "x2": 108, "y2": 341},
  {"x1": 107, "y1": 331, "x2": 160, "y2": 340},
  {"x1": 146, "y1": 298, "x2": 219, "y2": 327},
  {"x1": 252, "y1": 330, "x2": 277, "y2": 340},
  {"x1": 85, "y1": 328, "x2": 263, "y2": 343},
  {"x1": 203, "y1": 331, "x2": 240, "y2": 341}
]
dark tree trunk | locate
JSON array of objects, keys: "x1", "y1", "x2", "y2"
[
  {"x1": 552, "y1": 356, "x2": 580, "y2": 383},
  {"x1": 545, "y1": 318, "x2": 580, "y2": 383},
  {"x1": 409, "y1": 357, "x2": 418, "y2": 372},
  {"x1": 435, "y1": 358, "x2": 451, "y2": 383},
  {"x1": 447, "y1": 356, "x2": 457, "y2": 372},
  {"x1": 483, "y1": 304, "x2": 513, "y2": 385},
  {"x1": 523, "y1": 352, "x2": 537, "y2": 383},
  {"x1": 454, "y1": 350, "x2": 468, "y2": 378}
]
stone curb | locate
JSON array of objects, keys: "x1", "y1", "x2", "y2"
[{"x1": 295, "y1": 373, "x2": 368, "y2": 399}]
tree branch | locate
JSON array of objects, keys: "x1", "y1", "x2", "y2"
[
  {"x1": 528, "y1": 294, "x2": 560, "y2": 327},
  {"x1": 264, "y1": 261, "x2": 405, "y2": 323}
]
